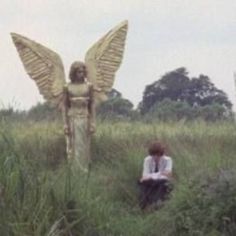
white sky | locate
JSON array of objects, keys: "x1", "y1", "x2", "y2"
[{"x1": 1, "y1": 0, "x2": 236, "y2": 110}]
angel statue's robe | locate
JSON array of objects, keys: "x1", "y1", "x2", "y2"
[{"x1": 66, "y1": 82, "x2": 92, "y2": 171}]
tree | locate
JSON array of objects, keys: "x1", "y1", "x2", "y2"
[
  {"x1": 139, "y1": 67, "x2": 190, "y2": 113},
  {"x1": 97, "y1": 89, "x2": 134, "y2": 119},
  {"x1": 107, "y1": 89, "x2": 122, "y2": 99},
  {"x1": 139, "y1": 68, "x2": 232, "y2": 114},
  {"x1": 144, "y1": 99, "x2": 232, "y2": 122},
  {"x1": 0, "y1": 107, "x2": 26, "y2": 121},
  {"x1": 184, "y1": 75, "x2": 232, "y2": 108},
  {"x1": 145, "y1": 98, "x2": 193, "y2": 121},
  {"x1": 98, "y1": 98, "x2": 133, "y2": 119},
  {"x1": 198, "y1": 103, "x2": 229, "y2": 121},
  {"x1": 27, "y1": 102, "x2": 60, "y2": 121}
]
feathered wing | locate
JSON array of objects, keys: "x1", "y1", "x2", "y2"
[
  {"x1": 11, "y1": 33, "x2": 66, "y2": 108},
  {"x1": 85, "y1": 20, "x2": 128, "y2": 104}
]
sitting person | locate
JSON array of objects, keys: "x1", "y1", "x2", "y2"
[{"x1": 138, "y1": 141, "x2": 173, "y2": 209}]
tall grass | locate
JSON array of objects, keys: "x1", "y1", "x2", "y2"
[{"x1": 0, "y1": 119, "x2": 236, "y2": 235}]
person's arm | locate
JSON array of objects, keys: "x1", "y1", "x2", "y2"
[
  {"x1": 160, "y1": 158, "x2": 173, "y2": 178},
  {"x1": 142, "y1": 158, "x2": 150, "y2": 176},
  {"x1": 140, "y1": 158, "x2": 152, "y2": 182}
]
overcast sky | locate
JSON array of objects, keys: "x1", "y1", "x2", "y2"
[{"x1": 1, "y1": 0, "x2": 236, "y2": 110}]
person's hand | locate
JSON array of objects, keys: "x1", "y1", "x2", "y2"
[
  {"x1": 160, "y1": 171, "x2": 172, "y2": 178},
  {"x1": 64, "y1": 125, "x2": 70, "y2": 135},
  {"x1": 139, "y1": 175, "x2": 151, "y2": 183}
]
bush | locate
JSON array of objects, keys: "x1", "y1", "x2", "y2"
[{"x1": 144, "y1": 99, "x2": 233, "y2": 122}]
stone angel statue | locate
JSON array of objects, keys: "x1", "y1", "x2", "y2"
[{"x1": 11, "y1": 21, "x2": 128, "y2": 171}]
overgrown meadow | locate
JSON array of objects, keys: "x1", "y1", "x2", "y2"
[{"x1": 1, "y1": 119, "x2": 236, "y2": 236}]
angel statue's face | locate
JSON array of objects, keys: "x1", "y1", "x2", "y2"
[
  {"x1": 69, "y1": 62, "x2": 87, "y2": 83},
  {"x1": 75, "y1": 66, "x2": 86, "y2": 82}
]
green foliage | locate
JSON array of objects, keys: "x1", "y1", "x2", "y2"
[
  {"x1": 27, "y1": 102, "x2": 61, "y2": 121},
  {"x1": 146, "y1": 98, "x2": 193, "y2": 121},
  {"x1": 158, "y1": 170, "x2": 236, "y2": 236},
  {"x1": 97, "y1": 97, "x2": 134, "y2": 120},
  {"x1": 139, "y1": 68, "x2": 232, "y2": 115},
  {"x1": 1, "y1": 120, "x2": 236, "y2": 235},
  {"x1": 97, "y1": 89, "x2": 134, "y2": 120},
  {"x1": 144, "y1": 99, "x2": 233, "y2": 122},
  {"x1": 0, "y1": 107, "x2": 26, "y2": 122}
]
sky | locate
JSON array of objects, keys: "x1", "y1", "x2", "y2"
[{"x1": 1, "y1": 0, "x2": 236, "y2": 110}]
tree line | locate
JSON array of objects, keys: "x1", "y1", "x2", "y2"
[{"x1": 0, "y1": 67, "x2": 233, "y2": 122}]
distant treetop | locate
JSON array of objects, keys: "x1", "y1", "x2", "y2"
[{"x1": 139, "y1": 67, "x2": 232, "y2": 114}]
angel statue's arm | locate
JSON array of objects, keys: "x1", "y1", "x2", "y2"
[
  {"x1": 62, "y1": 85, "x2": 70, "y2": 135},
  {"x1": 88, "y1": 84, "x2": 96, "y2": 134}
]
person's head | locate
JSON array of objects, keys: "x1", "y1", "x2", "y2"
[
  {"x1": 69, "y1": 61, "x2": 87, "y2": 83},
  {"x1": 148, "y1": 141, "x2": 165, "y2": 158}
]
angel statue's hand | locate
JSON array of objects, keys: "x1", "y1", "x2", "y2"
[
  {"x1": 64, "y1": 125, "x2": 70, "y2": 135},
  {"x1": 89, "y1": 123, "x2": 96, "y2": 134}
]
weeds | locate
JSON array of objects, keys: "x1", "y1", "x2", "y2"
[{"x1": 0, "y1": 120, "x2": 236, "y2": 235}]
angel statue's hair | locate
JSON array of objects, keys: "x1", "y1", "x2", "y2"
[{"x1": 69, "y1": 61, "x2": 87, "y2": 82}]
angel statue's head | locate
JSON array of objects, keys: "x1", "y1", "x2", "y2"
[{"x1": 69, "y1": 61, "x2": 87, "y2": 83}]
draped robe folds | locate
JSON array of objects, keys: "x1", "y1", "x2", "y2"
[{"x1": 65, "y1": 82, "x2": 92, "y2": 172}]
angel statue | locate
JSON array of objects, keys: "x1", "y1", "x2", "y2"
[{"x1": 11, "y1": 21, "x2": 128, "y2": 172}]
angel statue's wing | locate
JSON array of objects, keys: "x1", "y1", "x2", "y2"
[
  {"x1": 11, "y1": 33, "x2": 66, "y2": 108},
  {"x1": 85, "y1": 20, "x2": 128, "y2": 105}
]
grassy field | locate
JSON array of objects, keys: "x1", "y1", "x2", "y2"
[{"x1": 0, "y1": 119, "x2": 236, "y2": 235}]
